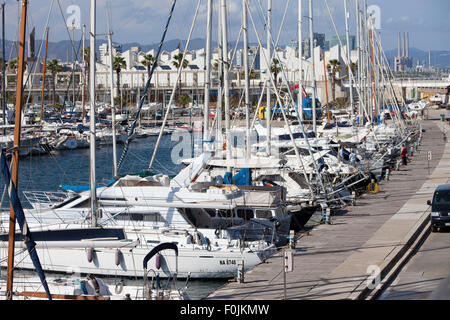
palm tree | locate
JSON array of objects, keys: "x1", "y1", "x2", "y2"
[
  {"x1": 270, "y1": 58, "x2": 281, "y2": 90},
  {"x1": 212, "y1": 59, "x2": 219, "y2": 71},
  {"x1": 7, "y1": 58, "x2": 18, "y2": 72},
  {"x1": 172, "y1": 52, "x2": 188, "y2": 96},
  {"x1": 177, "y1": 94, "x2": 191, "y2": 108},
  {"x1": 345, "y1": 62, "x2": 358, "y2": 75},
  {"x1": 177, "y1": 94, "x2": 192, "y2": 127},
  {"x1": 326, "y1": 59, "x2": 342, "y2": 102},
  {"x1": 113, "y1": 56, "x2": 126, "y2": 108},
  {"x1": 47, "y1": 59, "x2": 62, "y2": 109},
  {"x1": 142, "y1": 53, "x2": 154, "y2": 73},
  {"x1": 142, "y1": 53, "x2": 154, "y2": 103},
  {"x1": 6, "y1": 58, "x2": 27, "y2": 87}
]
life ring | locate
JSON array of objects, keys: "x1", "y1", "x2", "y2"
[
  {"x1": 115, "y1": 280, "x2": 124, "y2": 294},
  {"x1": 367, "y1": 182, "x2": 380, "y2": 194}
]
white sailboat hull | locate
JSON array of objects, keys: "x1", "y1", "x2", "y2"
[{"x1": 1, "y1": 242, "x2": 274, "y2": 279}]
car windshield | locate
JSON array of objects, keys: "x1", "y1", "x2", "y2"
[{"x1": 432, "y1": 190, "x2": 450, "y2": 211}]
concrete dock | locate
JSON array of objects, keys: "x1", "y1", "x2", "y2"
[{"x1": 208, "y1": 110, "x2": 449, "y2": 300}]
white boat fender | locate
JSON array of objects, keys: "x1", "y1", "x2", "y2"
[
  {"x1": 115, "y1": 280, "x2": 124, "y2": 295},
  {"x1": 87, "y1": 247, "x2": 94, "y2": 263},
  {"x1": 206, "y1": 237, "x2": 211, "y2": 251},
  {"x1": 155, "y1": 253, "x2": 162, "y2": 270},
  {"x1": 115, "y1": 249, "x2": 122, "y2": 266}
]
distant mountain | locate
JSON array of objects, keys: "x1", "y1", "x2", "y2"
[
  {"x1": 0, "y1": 38, "x2": 247, "y2": 63},
  {"x1": 2, "y1": 38, "x2": 449, "y2": 70},
  {"x1": 384, "y1": 47, "x2": 450, "y2": 69},
  {"x1": 0, "y1": 38, "x2": 216, "y2": 63}
]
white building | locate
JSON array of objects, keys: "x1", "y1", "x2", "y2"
[{"x1": 92, "y1": 42, "x2": 358, "y2": 104}]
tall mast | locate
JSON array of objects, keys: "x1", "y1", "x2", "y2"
[
  {"x1": 323, "y1": 48, "x2": 330, "y2": 123},
  {"x1": 266, "y1": 0, "x2": 272, "y2": 156},
  {"x1": 242, "y1": 0, "x2": 250, "y2": 158},
  {"x1": 356, "y1": 0, "x2": 362, "y2": 124},
  {"x1": 216, "y1": 5, "x2": 223, "y2": 145},
  {"x1": 89, "y1": 0, "x2": 98, "y2": 227},
  {"x1": 6, "y1": 0, "x2": 27, "y2": 300},
  {"x1": 370, "y1": 27, "x2": 377, "y2": 122},
  {"x1": 298, "y1": 0, "x2": 303, "y2": 121},
  {"x1": 363, "y1": 0, "x2": 371, "y2": 121},
  {"x1": 1, "y1": 3, "x2": 6, "y2": 134},
  {"x1": 344, "y1": 0, "x2": 353, "y2": 115},
  {"x1": 107, "y1": 32, "x2": 118, "y2": 177},
  {"x1": 220, "y1": 0, "x2": 231, "y2": 171},
  {"x1": 203, "y1": 0, "x2": 212, "y2": 147},
  {"x1": 81, "y1": 24, "x2": 86, "y2": 125},
  {"x1": 40, "y1": 27, "x2": 49, "y2": 124},
  {"x1": 308, "y1": 0, "x2": 317, "y2": 134}
]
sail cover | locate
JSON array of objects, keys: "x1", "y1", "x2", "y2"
[
  {"x1": 61, "y1": 177, "x2": 115, "y2": 192},
  {"x1": 0, "y1": 150, "x2": 52, "y2": 300},
  {"x1": 143, "y1": 242, "x2": 178, "y2": 270}
]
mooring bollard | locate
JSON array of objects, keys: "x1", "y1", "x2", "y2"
[
  {"x1": 320, "y1": 202, "x2": 329, "y2": 224},
  {"x1": 237, "y1": 261, "x2": 245, "y2": 283},
  {"x1": 352, "y1": 191, "x2": 356, "y2": 206},
  {"x1": 325, "y1": 208, "x2": 331, "y2": 224},
  {"x1": 288, "y1": 230, "x2": 296, "y2": 249}
]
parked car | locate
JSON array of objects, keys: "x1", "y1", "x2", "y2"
[{"x1": 427, "y1": 184, "x2": 450, "y2": 232}]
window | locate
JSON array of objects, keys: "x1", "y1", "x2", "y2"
[
  {"x1": 205, "y1": 209, "x2": 217, "y2": 217},
  {"x1": 236, "y1": 209, "x2": 254, "y2": 220},
  {"x1": 217, "y1": 209, "x2": 234, "y2": 218},
  {"x1": 255, "y1": 210, "x2": 273, "y2": 219},
  {"x1": 115, "y1": 212, "x2": 166, "y2": 223}
]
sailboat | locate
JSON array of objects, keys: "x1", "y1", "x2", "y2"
[{"x1": 0, "y1": 0, "x2": 277, "y2": 282}]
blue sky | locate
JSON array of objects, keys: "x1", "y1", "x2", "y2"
[{"x1": 2, "y1": 0, "x2": 450, "y2": 51}]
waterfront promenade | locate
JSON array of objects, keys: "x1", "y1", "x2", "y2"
[{"x1": 208, "y1": 110, "x2": 449, "y2": 300}]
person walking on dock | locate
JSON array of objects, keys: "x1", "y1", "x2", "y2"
[{"x1": 401, "y1": 144, "x2": 408, "y2": 167}]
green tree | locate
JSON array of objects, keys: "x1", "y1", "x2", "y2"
[
  {"x1": 7, "y1": 58, "x2": 18, "y2": 72},
  {"x1": 113, "y1": 56, "x2": 127, "y2": 108},
  {"x1": 142, "y1": 53, "x2": 154, "y2": 103},
  {"x1": 345, "y1": 62, "x2": 358, "y2": 74},
  {"x1": 6, "y1": 58, "x2": 27, "y2": 87},
  {"x1": 47, "y1": 59, "x2": 62, "y2": 108},
  {"x1": 177, "y1": 94, "x2": 192, "y2": 108},
  {"x1": 172, "y1": 52, "x2": 188, "y2": 96},
  {"x1": 326, "y1": 59, "x2": 342, "y2": 102},
  {"x1": 270, "y1": 58, "x2": 281, "y2": 90}
]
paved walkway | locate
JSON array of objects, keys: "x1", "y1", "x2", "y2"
[
  {"x1": 379, "y1": 118, "x2": 450, "y2": 300},
  {"x1": 208, "y1": 112, "x2": 449, "y2": 300}
]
